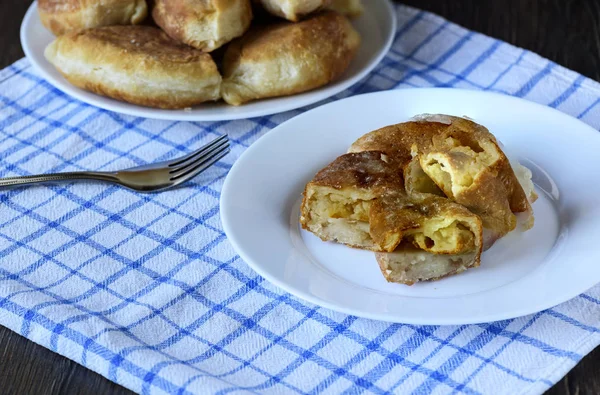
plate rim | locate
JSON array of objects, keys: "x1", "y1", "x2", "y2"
[
  {"x1": 221, "y1": 87, "x2": 600, "y2": 325},
  {"x1": 20, "y1": 0, "x2": 397, "y2": 122}
]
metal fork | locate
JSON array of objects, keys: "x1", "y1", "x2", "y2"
[{"x1": 0, "y1": 135, "x2": 230, "y2": 192}]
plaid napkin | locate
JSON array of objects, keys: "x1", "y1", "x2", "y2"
[{"x1": 1, "y1": 4, "x2": 600, "y2": 395}]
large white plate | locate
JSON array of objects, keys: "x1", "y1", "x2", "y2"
[
  {"x1": 221, "y1": 88, "x2": 600, "y2": 325},
  {"x1": 20, "y1": 0, "x2": 396, "y2": 122}
]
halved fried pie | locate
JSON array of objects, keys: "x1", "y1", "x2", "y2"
[
  {"x1": 300, "y1": 151, "x2": 484, "y2": 283},
  {"x1": 300, "y1": 151, "x2": 404, "y2": 251}
]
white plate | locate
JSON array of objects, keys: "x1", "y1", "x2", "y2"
[
  {"x1": 221, "y1": 88, "x2": 600, "y2": 325},
  {"x1": 20, "y1": 0, "x2": 396, "y2": 122}
]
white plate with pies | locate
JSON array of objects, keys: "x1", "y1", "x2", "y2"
[
  {"x1": 220, "y1": 88, "x2": 600, "y2": 325},
  {"x1": 20, "y1": 0, "x2": 396, "y2": 122}
]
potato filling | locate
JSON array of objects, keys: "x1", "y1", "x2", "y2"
[
  {"x1": 304, "y1": 187, "x2": 375, "y2": 248},
  {"x1": 422, "y1": 136, "x2": 499, "y2": 197},
  {"x1": 303, "y1": 187, "x2": 477, "y2": 255},
  {"x1": 407, "y1": 218, "x2": 475, "y2": 254},
  {"x1": 326, "y1": 193, "x2": 371, "y2": 221}
]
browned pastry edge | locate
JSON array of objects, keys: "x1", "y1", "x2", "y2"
[
  {"x1": 45, "y1": 25, "x2": 222, "y2": 109},
  {"x1": 152, "y1": 0, "x2": 253, "y2": 52},
  {"x1": 39, "y1": 0, "x2": 148, "y2": 35},
  {"x1": 221, "y1": 11, "x2": 360, "y2": 105},
  {"x1": 376, "y1": 249, "x2": 479, "y2": 286}
]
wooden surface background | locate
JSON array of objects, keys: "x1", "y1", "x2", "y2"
[{"x1": 0, "y1": 0, "x2": 599, "y2": 394}]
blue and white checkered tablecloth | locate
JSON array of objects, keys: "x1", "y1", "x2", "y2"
[{"x1": 1, "y1": 4, "x2": 600, "y2": 395}]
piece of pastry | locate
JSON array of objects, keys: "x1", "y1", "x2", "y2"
[
  {"x1": 152, "y1": 0, "x2": 253, "y2": 52},
  {"x1": 403, "y1": 156, "x2": 445, "y2": 197},
  {"x1": 300, "y1": 151, "x2": 483, "y2": 258},
  {"x1": 254, "y1": 0, "x2": 330, "y2": 22},
  {"x1": 349, "y1": 115, "x2": 534, "y2": 247},
  {"x1": 45, "y1": 26, "x2": 222, "y2": 109},
  {"x1": 369, "y1": 193, "x2": 482, "y2": 256},
  {"x1": 221, "y1": 11, "x2": 360, "y2": 105},
  {"x1": 300, "y1": 151, "x2": 403, "y2": 251},
  {"x1": 326, "y1": 0, "x2": 363, "y2": 18},
  {"x1": 38, "y1": 0, "x2": 148, "y2": 36},
  {"x1": 376, "y1": 243, "x2": 480, "y2": 286}
]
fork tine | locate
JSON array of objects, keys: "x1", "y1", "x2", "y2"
[
  {"x1": 170, "y1": 139, "x2": 230, "y2": 174},
  {"x1": 171, "y1": 147, "x2": 230, "y2": 183},
  {"x1": 169, "y1": 144, "x2": 229, "y2": 180},
  {"x1": 170, "y1": 141, "x2": 229, "y2": 179},
  {"x1": 168, "y1": 135, "x2": 229, "y2": 168}
]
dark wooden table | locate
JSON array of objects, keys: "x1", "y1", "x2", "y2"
[{"x1": 0, "y1": 0, "x2": 599, "y2": 394}]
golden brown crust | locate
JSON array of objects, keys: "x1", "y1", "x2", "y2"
[
  {"x1": 308, "y1": 151, "x2": 403, "y2": 191},
  {"x1": 349, "y1": 121, "x2": 447, "y2": 156},
  {"x1": 76, "y1": 27, "x2": 210, "y2": 62},
  {"x1": 367, "y1": 194, "x2": 421, "y2": 251},
  {"x1": 44, "y1": 26, "x2": 222, "y2": 109},
  {"x1": 222, "y1": 11, "x2": 360, "y2": 105},
  {"x1": 152, "y1": 0, "x2": 253, "y2": 52},
  {"x1": 38, "y1": 0, "x2": 148, "y2": 35}
]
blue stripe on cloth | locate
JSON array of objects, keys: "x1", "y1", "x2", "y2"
[
  {"x1": 549, "y1": 75, "x2": 586, "y2": 108},
  {"x1": 0, "y1": 252, "x2": 290, "y2": 393},
  {"x1": 411, "y1": 320, "x2": 515, "y2": 394},
  {"x1": 485, "y1": 50, "x2": 526, "y2": 90},
  {"x1": 581, "y1": 294, "x2": 600, "y2": 305},
  {"x1": 513, "y1": 62, "x2": 555, "y2": 97},
  {"x1": 394, "y1": 30, "x2": 475, "y2": 88},
  {"x1": 451, "y1": 314, "x2": 547, "y2": 393},
  {"x1": 442, "y1": 40, "x2": 503, "y2": 87},
  {"x1": 0, "y1": 63, "x2": 31, "y2": 84},
  {"x1": 0, "y1": 4, "x2": 599, "y2": 395},
  {"x1": 0, "y1": 297, "x2": 193, "y2": 395},
  {"x1": 577, "y1": 97, "x2": 600, "y2": 119}
]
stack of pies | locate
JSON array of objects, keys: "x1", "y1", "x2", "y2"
[{"x1": 39, "y1": 0, "x2": 362, "y2": 109}]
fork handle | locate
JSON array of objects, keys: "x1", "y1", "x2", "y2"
[{"x1": 0, "y1": 172, "x2": 118, "y2": 188}]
